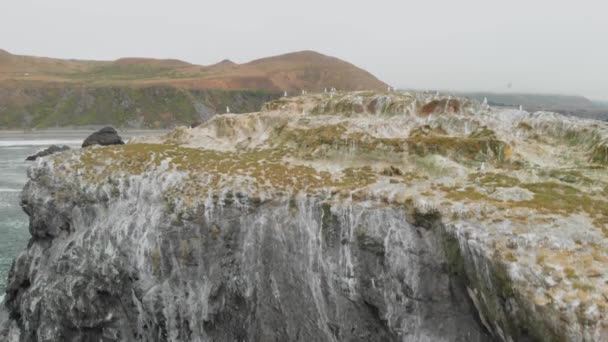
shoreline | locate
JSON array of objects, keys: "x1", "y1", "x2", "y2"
[
  {"x1": 0, "y1": 129, "x2": 169, "y2": 146},
  {"x1": 0, "y1": 128, "x2": 170, "y2": 134}
]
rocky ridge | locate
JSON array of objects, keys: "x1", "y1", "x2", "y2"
[{"x1": 2, "y1": 91, "x2": 608, "y2": 341}]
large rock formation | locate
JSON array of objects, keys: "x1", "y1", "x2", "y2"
[{"x1": 2, "y1": 91, "x2": 608, "y2": 341}]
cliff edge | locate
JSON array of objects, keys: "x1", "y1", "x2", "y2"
[{"x1": 2, "y1": 91, "x2": 608, "y2": 341}]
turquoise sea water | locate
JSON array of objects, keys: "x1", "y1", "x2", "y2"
[
  {"x1": 0, "y1": 134, "x2": 84, "y2": 301},
  {"x1": 0, "y1": 130, "x2": 164, "y2": 301}
]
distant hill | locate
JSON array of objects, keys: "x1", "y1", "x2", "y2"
[
  {"x1": 240, "y1": 51, "x2": 387, "y2": 92},
  {"x1": 0, "y1": 49, "x2": 386, "y2": 92},
  {"x1": 0, "y1": 49, "x2": 387, "y2": 128},
  {"x1": 593, "y1": 100, "x2": 608, "y2": 109},
  {"x1": 457, "y1": 92, "x2": 608, "y2": 121}
]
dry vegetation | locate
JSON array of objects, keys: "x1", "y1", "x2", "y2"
[{"x1": 0, "y1": 49, "x2": 386, "y2": 92}]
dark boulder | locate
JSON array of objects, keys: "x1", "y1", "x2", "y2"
[
  {"x1": 82, "y1": 127, "x2": 125, "y2": 148},
  {"x1": 25, "y1": 145, "x2": 70, "y2": 161}
]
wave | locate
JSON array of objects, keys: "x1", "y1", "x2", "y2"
[
  {"x1": 0, "y1": 188, "x2": 21, "y2": 193},
  {"x1": 0, "y1": 139, "x2": 82, "y2": 147}
]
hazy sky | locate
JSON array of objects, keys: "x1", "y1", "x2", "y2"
[{"x1": 1, "y1": 0, "x2": 607, "y2": 99}]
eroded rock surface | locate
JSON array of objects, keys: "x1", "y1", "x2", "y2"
[{"x1": 2, "y1": 91, "x2": 608, "y2": 341}]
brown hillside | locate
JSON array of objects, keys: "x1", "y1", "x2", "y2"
[
  {"x1": 0, "y1": 49, "x2": 387, "y2": 92},
  {"x1": 237, "y1": 50, "x2": 387, "y2": 91},
  {"x1": 112, "y1": 57, "x2": 192, "y2": 67},
  {"x1": 211, "y1": 59, "x2": 237, "y2": 67},
  {"x1": 0, "y1": 50, "x2": 101, "y2": 75}
]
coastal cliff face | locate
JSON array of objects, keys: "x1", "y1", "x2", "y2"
[
  {"x1": 0, "y1": 83, "x2": 280, "y2": 128},
  {"x1": 2, "y1": 91, "x2": 608, "y2": 341},
  {"x1": 1, "y1": 169, "x2": 488, "y2": 341}
]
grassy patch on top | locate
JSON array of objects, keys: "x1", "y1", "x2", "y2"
[
  {"x1": 406, "y1": 135, "x2": 509, "y2": 163},
  {"x1": 469, "y1": 173, "x2": 520, "y2": 188},
  {"x1": 590, "y1": 143, "x2": 608, "y2": 165},
  {"x1": 70, "y1": 143, "x2": 378, "y2": 194},
  {"x1": 444, "y1": 174, "x2": 608, "y2": 227}
]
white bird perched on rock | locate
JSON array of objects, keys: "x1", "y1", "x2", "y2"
[
  {"x1": 410, "y1": 99, "x2": 417, "y2": 114},
  {"x1": 444, "y1": 95, "x2": 453, "y2": 112},
  {"x1": 226, "y1": 106, "x2": 230, "y2": 113},
  {"x1": 283, "y1": 91, "x2": 288, "y2": 97},
  {"x1": 519, "y1": 105, "x2": 523, "y2": 111},
  {"x1": 482, "y1": 97, "x2": 490, "y2": 110}
]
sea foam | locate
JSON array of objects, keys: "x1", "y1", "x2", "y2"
[{"x1": 0, "y1": 139, "x2": 82, "y2": 147}]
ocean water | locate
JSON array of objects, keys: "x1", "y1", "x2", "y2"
[{"x1": 0, "y1": 130, "x2": 165, "y2": 301}]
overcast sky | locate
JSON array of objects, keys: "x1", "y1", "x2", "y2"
[{"x1": 1, "y1": 0, "x2": 606, "y2": 99}]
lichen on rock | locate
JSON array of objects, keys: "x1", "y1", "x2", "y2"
[{"x1": 2, "y1": 91, "x2": 608, "y2": 341}]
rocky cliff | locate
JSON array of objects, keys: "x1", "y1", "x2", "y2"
[
  {"x1": 0, "y1": 82, "x2": 280, "y2": 128},
  {"x1": 2, "y1": 91, "x2": 608, "y2": 341}
]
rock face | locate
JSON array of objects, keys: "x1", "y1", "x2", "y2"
[
  {"x1": 25, "y1": 145, "x2": 70, "y2": 161},
  {"x1": 82, "y1": 127, "x2": 125, "y2": 148},
  {"x1": 2, "y1": 91, "x2": 608, "y2": 341},
  {"x1": 2, "y1": 178, "x2": 488, "y2": 341}
]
